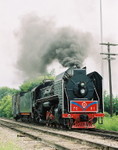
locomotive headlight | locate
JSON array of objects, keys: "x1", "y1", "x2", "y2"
[
  {"x1": 80, "y1": 82, "x2": 85, "y2": 87},
  {"x1": 73, "y1": 82, "x2": 87, "y2": 97},
  {"x1": 80, "y1": 88, "x2": 86, "y2": 95}
]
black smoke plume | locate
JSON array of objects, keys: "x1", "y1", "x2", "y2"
[{"x1": 17, "y1": 14, "x2": 92, "y2": 78}]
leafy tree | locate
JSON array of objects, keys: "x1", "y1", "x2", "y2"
[
  {"x1": 19, "y1": 75, "x2": 55, "y2": 92},
  {"x1": 0, "y1": 95, "x2": 12, "y2": 118},
  {"x1": 104, "y1": 91, "x2": 110, "y2": 113},
  {"x1": 104, "y1": 91, "x2": 118, "y2": 114},
  {"x1": 0, "y1": 87, "x2": 18, "y2": 118},
  {"x1": 0, "y1": 87, "x2": 18, "y2": 100}
]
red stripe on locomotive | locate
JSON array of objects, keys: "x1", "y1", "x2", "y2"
[{"x1": 70, "y1": 100, "x2": 98, "y2": 112}]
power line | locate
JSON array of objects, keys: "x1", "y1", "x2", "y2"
[{"x1": 100, "y1": 42, "x2": 118, "y2": 117}]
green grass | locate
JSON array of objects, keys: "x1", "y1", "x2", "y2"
[
  {"x1": 96, "y1": 115, "x2": 118, "y2": 131},
  {"x1": 0, "y1": 142, "x2": 21, "y2": 150}
]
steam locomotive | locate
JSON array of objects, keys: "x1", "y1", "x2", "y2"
[{"x1": 12, "y1": 66, "x2": 104, "y2": 129}]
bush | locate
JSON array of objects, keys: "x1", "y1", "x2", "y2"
[
  {"x1": 96, "y1": 115, "x2": 118, "y2": 131},
  {"x1": 104, "y1": 112, "x2": 110, "y2": 117}
]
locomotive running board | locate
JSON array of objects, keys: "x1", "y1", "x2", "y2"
[{"x1": 36, "y1": 95, "x2": 59, "y2": 103}]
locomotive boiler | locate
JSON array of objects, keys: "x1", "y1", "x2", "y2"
[{"x1": 12, "y1": 66, "x2": 104, "y2": 129}]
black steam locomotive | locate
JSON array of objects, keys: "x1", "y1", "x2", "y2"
[{"x1": 12, "y1": 66, "x2": 104, "y2": 129}]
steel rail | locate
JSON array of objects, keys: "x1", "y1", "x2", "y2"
[{"x1": 0, "y1": 118, "x2": 118, "y2": 150}]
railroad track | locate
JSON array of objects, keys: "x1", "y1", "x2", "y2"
[
  {"x1": 73, "y1": 128, "x2": 118, "y2": 141},
  {"x1": 0, "y1": 118, "x2": 118, "y2": 150}
]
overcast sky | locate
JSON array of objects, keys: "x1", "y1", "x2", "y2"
[{"x1": 0, "y1": 0, "x2": 118, "y2": 94}]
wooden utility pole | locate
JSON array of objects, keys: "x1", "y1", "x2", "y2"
[{"x1": 100, "y1": 42, "x2": 118, "y2": 117}]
